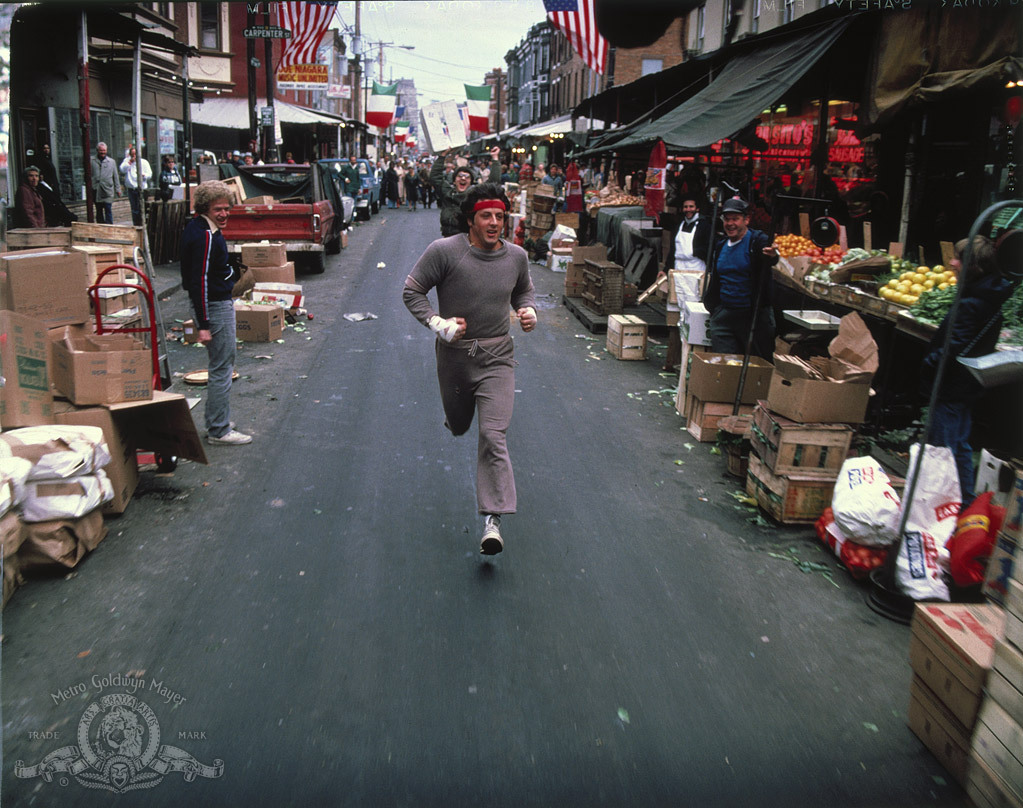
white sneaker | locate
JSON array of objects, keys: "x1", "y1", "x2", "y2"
[
  {"x1": 480, "y1": 515, "x2": 504, "y2": 555},
  {"x1": 205, "y1": 421, "x2": 234, "y2": 437},
  {"x1": 207, "y1": 429, "x2": 252, "y2": 446}
]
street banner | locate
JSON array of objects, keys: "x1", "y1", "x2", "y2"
[
  {"x1": 464, "y1": 84, "x2": 492, "y2": 133},
  {"x1": 276, "y1": 1, "x2": 336, "y2": 90},
  {"x1": 366, "y1": 81, "x2": 399, "y2": 129},
  {"x1": 419, "y1": 101, "x2": 467, "y2": 153},
  {"x1": 394, "y1": 121, "x2": 410, "y2": 143},
  {"x1": 544, "y1": 0, "x2": 608, "y2": 75}
]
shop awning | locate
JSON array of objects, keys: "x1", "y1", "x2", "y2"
[
  {"x1": 512, "y1": 115, "x2": 576, "y2": 138},
  {"x1": 190, "y1": 97, "x2": 354, "y2": 129},
  {"x1": 605, "y1": 18, "x2": 851, "y2": 153},
  {"x1": 862, "y1": 5, "x2": 1023, "y2": 131}
]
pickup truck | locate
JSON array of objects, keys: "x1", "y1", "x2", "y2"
[
  {"x1": 218, "y1": 162, "x2": 348, "y2": 274},
  {"x1": 320, "y1": 158, "x2": 379, "y2": 219}
]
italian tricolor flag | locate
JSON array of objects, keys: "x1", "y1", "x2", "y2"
[
  {"x1": 464, "y1": 84, "x2": 491, "y2": 133},
  {"x1": 366, "y1": 81, "x2": 398, "y2": 129},
  {"x1": 394, "y1": 121, "x2": 410, "y2": 143}
]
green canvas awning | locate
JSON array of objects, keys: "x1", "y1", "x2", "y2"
[{"x1": 611, "y1": 18, "x2": 851, "y2": 153}]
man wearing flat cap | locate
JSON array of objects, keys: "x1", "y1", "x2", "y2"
[{"x1": 702, "y1": 196, "x2": 779, "y2": 360}]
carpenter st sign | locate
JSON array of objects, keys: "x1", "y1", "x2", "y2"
[{"x1": 243, "y1": 26, "x2": 291, "y2": 38}]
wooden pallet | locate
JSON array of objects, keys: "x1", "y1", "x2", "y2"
[{"x1": 71, "y1": 221, "x2": 141, "y2": 249}]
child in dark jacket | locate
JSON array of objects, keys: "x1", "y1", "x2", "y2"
[{"x1": 921, "y1": 235, "x2": 1013, "y2": 504}]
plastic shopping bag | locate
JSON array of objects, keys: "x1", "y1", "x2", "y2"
[
  {"x1": 831, "y1": 456, "x2": 901, "y2": 547},
  {"x1": 895, "y1": 444, "x2": 961, "y2": 601}
]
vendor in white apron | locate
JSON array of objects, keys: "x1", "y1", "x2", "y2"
[{"x1": 659, "y1": 196, "x2": 713, "y2": 371}]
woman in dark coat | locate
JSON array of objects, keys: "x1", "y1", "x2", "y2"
[
  {"x1": 405, "y1": 169, "x2": 420, "y2": 211},
  {"x1": 384, "y1": 163, "x2": 400, "y2": 209}
]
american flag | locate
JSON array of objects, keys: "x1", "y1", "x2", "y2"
[
  {"x1": 544, "y1": 0, "x2": 608, "y2": 75},
  {"x1": 279, "y1": 2, "x2": 337, "y2": 69}
]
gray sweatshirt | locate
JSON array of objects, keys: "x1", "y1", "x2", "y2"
[{"x1": 404, "y1": 234, "x2": 536, "y2": 341}]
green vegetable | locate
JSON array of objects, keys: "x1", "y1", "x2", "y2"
[{"x1": 910, "y1": 285, "x2": 958, "y2": 324}]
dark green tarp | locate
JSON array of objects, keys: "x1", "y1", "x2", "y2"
[{"x1": 612, "y1": 19, "x2": 851, "y2": 153}]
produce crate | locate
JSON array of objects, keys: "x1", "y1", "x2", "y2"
[
  {"x1": 606, "y1": 314, "x2": 647, "y2": 360},
  {"x1": 5, "y1": 227, "x2": 72, "y2": 249},
  {"x1": 684, "y1": 393, "x2": 754, "y2": 442},
  {"x1": 73, "y1": 244, "x2": 126, "y2": 286},
  {"x1": 582, "y1": 258, "x2": 624, "y2": 315},
  {"x1": 804, "y1": 277, "x2": 834, "y2": 301},
  {"x1": 531, "y1": 211, "x2": 555, "y2": 230},
  {"x1": 555, "y1": 212, "x2": 581, "y2": 230},
  {"x1": 750, "y1": 402, "x2": 853, "y2": 476},
  {"x1": 746, "y1": 452, "x2": 838, "y2": 524}
]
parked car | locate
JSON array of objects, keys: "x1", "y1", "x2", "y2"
[
  {"x1": 321, "y1": 158, "x2": 379, "y2": 220},
  {"x1": 218, "y1": 161, "x2": 344, "y2": 274}
]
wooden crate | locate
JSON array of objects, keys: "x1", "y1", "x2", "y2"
[
  {"x1": 746, "y1": 452, "x2": 838, "y2": 524},
  {"x1": 222, "y1": 175, "x2": 245, "y2": 206},
  {"x1": 71, "y1": 222, "x2": 141, "y2": 249},
  {"x1": 531, "y1": 211, "x2": 555, "y2": 230},
  {"x1": 555, "y1": 212, "x2": 581, "y2": 230},
  {"x1": 684, "y1": 393, "x2": 754, "y2": 442},
  {"x1": 582, "y1": 258, "x2": 624, "y2": 315},
  {"x1": 72, "y1": 244, "x2": 125, "y2": 286},
  {"x1": 750, "y1": 401, "x2": 853, "y2": 476},
  {"x1": 6, "y1": 227, "x2": 72, "y2": 250},
  {"x1": 606, "y1": 314, "x2": 647, "y2": 360}
]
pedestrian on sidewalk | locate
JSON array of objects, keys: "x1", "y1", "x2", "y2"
[
  {"x1": 91, "y1": 142, "x2": 121, "y2": 224},
  {"x1": 120, "y1": 146, "x2": 153, "y2": 227},
  {"x1": 403, "y1": 182, "x2": 537, "y2": 555},
  {"x1": 180, "y1": 181, "x2": 253, "y2": 446}
]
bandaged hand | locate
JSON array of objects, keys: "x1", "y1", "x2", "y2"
[{"x1": 428, "y1": 315, "x2": 464, "y2": 343}]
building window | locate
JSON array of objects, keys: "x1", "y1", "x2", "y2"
[
  {"x1": 199, "y1": 3, "x2": 221, "y2": 51},
  {"x1": 751, "y1": 0, "x2": 761, "y2": 34},
  {"x1": 150, "y1": 2, "x2": 172, "y2": 19},
  {"x1": 641, "y1": 58, "x2": 663, "y2": 77},
  {"x1": 784, "y1": 0, "x2": 796, "y2": 23},
  {"x1": 695, "y1": 5, "x2": 706, "y2": 52},
  {"x1": 722, "y1": 0, "x2": 732, "y2": 37}
]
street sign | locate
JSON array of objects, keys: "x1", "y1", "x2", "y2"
[
  {"x1": 260, "y1": 107, "x2": 275, "y2": 127},
  {"x1": 243, "y1": 26, "x2": 291, "y2": 38}
]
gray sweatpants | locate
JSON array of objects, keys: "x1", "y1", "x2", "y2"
[{"x1": 435, "y1": 335, "x2": 517, "y2": 515}]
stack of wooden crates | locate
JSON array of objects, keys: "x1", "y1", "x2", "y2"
[
  {"x1": 565, "y1": 244, "x2": 606, "y2": 299},
  {"x1": 581, "y1": 258, "x2": 624, "y2": 316},
  {"x1": 529, "y1": 186, "x2": 555, "y2": 240}
]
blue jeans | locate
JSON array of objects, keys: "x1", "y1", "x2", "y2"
[
  {"x1": 127, "y1": 188, "x2": 142, "y2": 226},
  {"x1": 929, "y1": 400, "x2": 974, "y2": 504},
  {"x1": 95, "y1": 201, "x2": 113, "y2": 223},
  {"x1": 205, "y1": 300, "x2": 236, "y2": 438}
]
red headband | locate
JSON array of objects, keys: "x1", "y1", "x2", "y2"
[{"x1": 473, "y1": 199, "x2": 507, "y2": 213}]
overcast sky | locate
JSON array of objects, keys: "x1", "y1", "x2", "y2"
[{"x1": 333, "y1": 1, "x2": 547, "y2": 105}]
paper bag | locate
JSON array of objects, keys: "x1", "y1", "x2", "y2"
[{"x1": 829, "y1": 313, "x2": 878, "y2": 379}]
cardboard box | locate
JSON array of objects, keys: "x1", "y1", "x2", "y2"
[
  {"x1": 93, "y1": 290, "x2": 139, "y2": 316},
  {"x1": 909, "y1": 603, "x2": 1004, "y2": 728},
  {"x1": 251, "y1": 282, "x2": 302, "y2": 310},
  {"x1": 549, "y1": 248, "x2": 573, "y2": 273},
  {"x1": 0, "y1": 311, "x2": 54, "y2": 428},
  {"x1": 687, "y1": 351, "x2": 774, "y2": 405},
  {"x1": 240, "y1": 242, "x2": 287, "y2": 267},
  {"x1": 1003, "y1": 468, "x2": 1023, "y2": 543},
  {"x1": 0, "y1": 249, "x2": 91, "y2": 327},
  {"x1": 975, "y1": 451, "x2": 1020, "y2": 510},
  {"x1": 606, "y1": 314, "x2": 647, "y2": 360},
  {"x1": 681, "y1": 301, "x2": 710, "y2": 346},
  {"x1": 908, "y1": 675, "x2": 972, "y2": 785},
  {"x1": 684, "y1": 392, "x2": 754, "y2": 442},
  {"x1": 250, "y1": 262, "x2": 296, "y2": 286},
  {"x1": 745, "y1": 451, "x2": 837, "y2": 524},
  {"x1": 985, "y1": 533, "x2": 1022, "y2": 608},
  {"x1": 54, "y1": 403, "x2": 139, "y2": 515},
  {"x1": 51, "y1": 332, "x2": 153, "y2": 405},
  {"x1": 235, "y1": 303, "x2": 284, "y2": 342},
  {"x1": 572, "y1": 243, "x2": 607, "y2": 267},
  {"x1": 972, "y1": 698, "x2": 1023, "y2": 802},
  {"x1": 105, "y1": 390, "x2": 207, "y2": 466},
  {"x1": 767, "y1": 364, "x2": 872, "y2": 424}
]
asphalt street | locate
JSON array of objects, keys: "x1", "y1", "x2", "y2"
[{"x1": 1, "y1": 207, "x2": 972, "y2": 807}]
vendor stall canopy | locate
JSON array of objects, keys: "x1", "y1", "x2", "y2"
[{"x1": 603, "y1": 18, "x2": 851, "y2": 154}]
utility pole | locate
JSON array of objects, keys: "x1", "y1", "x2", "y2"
[
  {"x1": 247, "y1": 6, "x2": 258, "y2": 151},
  {"x1": 263, "y1": 6, "x2": 277, "y2": 162},
  {"x1": 353, "y1": 0, "x2": 362, "y2": 156}
]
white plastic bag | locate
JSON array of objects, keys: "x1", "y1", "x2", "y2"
[
  {"x1": 895, "y1": 444, "x2": 962, "y2": 601},
  {"x1": 0, "y1": 426, "x2": 111, "y2": 481},
  {"x1": 831, "y1": 456, "x2": 901, "y2": 547}
]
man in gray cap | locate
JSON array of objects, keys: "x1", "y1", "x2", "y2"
[{"x1": 701, "y1": 196, "x2": 779, "y2": 360}]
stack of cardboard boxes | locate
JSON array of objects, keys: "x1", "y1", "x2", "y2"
[
  {"x1": 967, "y1": 469, "x2": 1023, "y2": 807},
  {"x1": 0, "y1": 229, "x2": 208, "y2": 607},
  {"x1": 236, "y1": 242, "x2": 295, "y2": 342},
  {"x1": 676, "y1": 352, "x2": 773, "y2": 443},
  {"x1": 744, "y1": 313, "x2": 877, "y2": 524}
]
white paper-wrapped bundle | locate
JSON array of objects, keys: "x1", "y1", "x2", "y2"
[
  {"x1": 0, "y1": 426, "x2": 111, "y2": 481},
  {"x1": 0, "y1": 457, "x2": 33, "y2": 517},
  {"x1": 21, "y1": 470, "x2": 114, "y2": 523}
]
